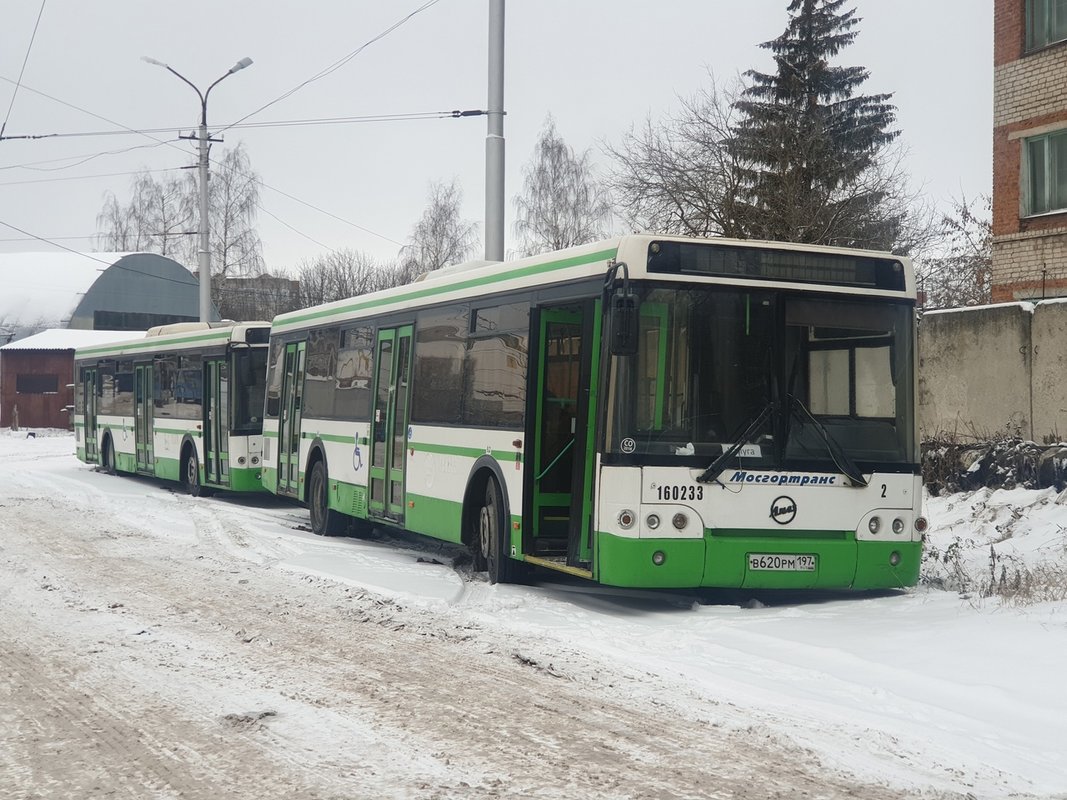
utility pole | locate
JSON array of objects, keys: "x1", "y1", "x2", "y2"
[
  {"x1": 142, "y1": 56, "x2": 253, "y2": 322},
  {"x1": 196, "y1": 112, "x2": 212, "y2": 321},
  {"x1": 485, "y1": 0, "x2": 505, "y2": 262}
]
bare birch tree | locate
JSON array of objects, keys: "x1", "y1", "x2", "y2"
[
  {"x1": 198, "y1": 144, "x2": 264, "y2": 282},
  {"x1": 95, "y1": 143, "x2": 263, "y2": 281},
  {"x1": 295, "y1": 249, "x2": 411, "y2": 307},
  {"x1": 398, "y1": 179, "x2": 478, "y2": 274},
  {"x1": 918, "y1": 194, "x2": 992, "y2": 309},
  {"x1": 95, "y1": 171, "x2": 192, "y2": 255},
  {"x1": 513, "y1": 117, "x2": 613, "y2": 256}
]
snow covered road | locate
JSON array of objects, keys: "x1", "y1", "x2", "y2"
[{"x1": 1, "y1": 432, "x2": 1064, "y2": 799}]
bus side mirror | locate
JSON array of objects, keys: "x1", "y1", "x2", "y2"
[{"x1": 609, "y1": 292, "x2": 640, "y2": 356}]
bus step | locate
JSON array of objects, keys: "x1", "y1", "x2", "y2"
[{"x1": 531, "y1": 537, "x2": 567, "y2": 555}]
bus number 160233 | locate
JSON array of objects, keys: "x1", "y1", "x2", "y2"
[{"x1": 655, "y1": 484, "x2": 704, "y2": 502}]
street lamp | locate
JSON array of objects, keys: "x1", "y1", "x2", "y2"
[{"x1": 142, "y1": 55, "x2": 253, "y2": 323}]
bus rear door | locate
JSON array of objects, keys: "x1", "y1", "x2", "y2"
[
  {"x1": 82, "y1": 367, "x2": 98, "y2": 462},
  {"x1": 134, "y1": 363, "x2": 154, "y2": 474},
  {"x1": 203, "y1": 358, "x2": 229, "y2": 487},
  {"x1": 368, "y1": 325, "x2": 413, "y2": 523},
  {"x1": 277, "y1": 341, "x2": 306, "y2": 497}
]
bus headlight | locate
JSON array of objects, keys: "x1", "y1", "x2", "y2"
[
  {"x1": 652, "y1": 550, "x2": 666, "y2": 566},
  {"x1": 646, "y1": 513, "x2": 661, "y2": 530},
  {"x1": 868, "y1": 516, "x2": 882, "y2": 534},
  {"x1": 891, "y1": 517, "x2": 906, "y2": 535},
  {"x1": 672, "y1": 513, "x2": 688, "y2": 530}
]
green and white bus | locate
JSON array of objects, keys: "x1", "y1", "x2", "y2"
[
  {"x1": 262, "y1": 234, "x2": 924, "y2": 590},
  {"x1": 74, "y1": 322, "x2": 270, "y2": 496}
]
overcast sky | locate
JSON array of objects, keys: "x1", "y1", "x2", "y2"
[{"x1": 0, "y1": 0, "x2": 992, "y2": 272}]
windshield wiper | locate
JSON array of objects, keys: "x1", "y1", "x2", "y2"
[
  {"x1": 696, "y1": 401, "x2": 776, "y2": 485},
  {"x1": 788, "y1": 396, "x2": 868, "y2": 487}
]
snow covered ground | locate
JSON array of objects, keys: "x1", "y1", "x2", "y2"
[{"x1": 2, "y1": 430, "x2": 1065, "y2": 799}]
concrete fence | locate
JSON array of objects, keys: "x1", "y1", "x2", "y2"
[{"x1": 919, "y1": 300, "x2": 1067, "y2": 442}]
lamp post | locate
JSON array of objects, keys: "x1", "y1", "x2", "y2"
[{"x1": 142, "y1": 56, "x2": 253, "y2": 323}]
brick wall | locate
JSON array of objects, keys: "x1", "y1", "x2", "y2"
[
  {"x1": 992, "y1": 226, "x2": 1067, "y2": 300},
  {"x1": 991, "y1": 0, "x2": 1067, "y2": 299},
  {"x1": 994, "y1": 0, "x2": 1022, "y2": 66},
  {"x1": 0, "y1": 350, "x2": 74, "y2": 429}
]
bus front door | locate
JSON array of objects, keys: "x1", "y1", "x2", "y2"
[
  {"x1": 368, "y1": 325, "x2": 413, "y2": 523},
  {"x1": 529, "y1": 304, "x2": 595, "y2": 570},
  {"x1": 83, "y1": 368, "x2": 99, "y2": 462},
  {"x1": 204, "y1": 358, "x2": 229, "y2": 487},
  {"x1": 277, "y1": 341, "x2": 306, "y2": 497},
  {"x1": 134, "y1": 363, "x2": 154, "y2": 474}
]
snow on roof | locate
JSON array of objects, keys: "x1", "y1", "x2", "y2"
[
  {"x1": 0, "y1": 328, "x2": 143, "y2": 352},
  {"x1": 0, "y1": 251, "x2": 135, "y2": 329}
]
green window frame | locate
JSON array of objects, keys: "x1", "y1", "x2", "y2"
[
  {"x1": 1027, "y1": 0, "x2": 1067, "y2": 51},
  {"x1": 1025, "y1": 129, "x2": 1067, "y2": 215}
]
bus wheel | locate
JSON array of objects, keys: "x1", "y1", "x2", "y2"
[
  {"x1": 308, "y1": 460, "x2": 346, "y2": 536},
  {"x1": 480, "y1": 478, "x2": 514, "y2": 585},
  {"x1": 184, "y1": 448, "x2": 213, "y2": 498},
  {"x1": 102, "y1": 437, "x2": 116, "y2": 475}
]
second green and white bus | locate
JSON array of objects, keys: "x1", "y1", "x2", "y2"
[
  {"x1": 74, "y1": 322, "x2": 270, "y2": 495},
  {"x1": 262, "y1": 234, "x2": 924, "y2": 590}
]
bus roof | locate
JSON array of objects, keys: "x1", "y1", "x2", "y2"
[
  {"x1": 74, "y1": 321, "x2": 270, "y2": 360},
  {"x1": 270, "y1": 234, "x2": 913, "y2": 334}
]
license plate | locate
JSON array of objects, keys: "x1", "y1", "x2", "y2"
[{"x1": 748, "y1": 553, "x2": 816, "y2": 571}]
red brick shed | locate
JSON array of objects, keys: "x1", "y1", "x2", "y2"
[{"x1": 0, "y1": 330, "x2": 136, "y2": 429}]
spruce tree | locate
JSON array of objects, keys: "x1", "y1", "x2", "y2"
[{"x1": 731, "y1": 0, "x2": 901, "y2": 249}]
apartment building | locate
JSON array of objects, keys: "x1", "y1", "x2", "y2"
[{"x1": 992, "y1": 0, "x2": 1067, "y2": 300}]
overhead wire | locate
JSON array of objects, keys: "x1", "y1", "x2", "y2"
[
  {"x1": 216, "y1": 0, "x2": 445, "y2": 135},
  {"x1": 252, "y1": 178, "x2": 405, "y2": 248},
  {"x1": 0, "y1": 166, "x2": 181, "y2": 187},
  {"x1": 0, "y1": 234, "x2": 96, "y2": 243},
  {"x1": 0, "y1": 74, "x2": 407, "y2": 247},
  {"x1": 255, "y1": 203, "x2": 333, "y2": 252},
  {"x1": 0, "y1": 217, "x2": 199, "y2": 288},
  {"x1": 0, "y1": 0, "x2": 452, "y2": 266},
  {"x1": 0, "y1": 0, "x2": 47, "y2": 140},
  {"x1": 0, "y1": 109, "x2": 478, "y2": 142},
  {"x1": 0, "y1": 140, "x2": 176, "y2": 172}
]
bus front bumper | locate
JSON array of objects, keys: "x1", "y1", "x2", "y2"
[{"x1": 595, "y1": 531, "x2": 921, "y2": 590}]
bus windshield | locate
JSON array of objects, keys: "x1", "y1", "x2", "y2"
[
  {"x1": 604, "y1": 285, "x2": 916, "y2": 471},
  {"x1": 232, "y1": 347, "x2": 268, "y2": 435}
]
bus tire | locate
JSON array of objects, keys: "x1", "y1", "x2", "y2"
[
  {"x1": 308, "y1": 460, "x2": 347, "y2": 536},
  {"x1": 184, "y1": 447, "x2": 213, "y2": 498},
  {"x1": 102, "y1": 436, "x2": 116, "y2": 475},
  {"x1": 479, "y1": 477, "x2": 516, "y2": 585}
]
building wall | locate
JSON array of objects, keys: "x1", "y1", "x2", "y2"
[
  {"x1": 1030, "y1": 301, "x2": 1067, "y2": 440},
  {"x1": 920, "y1": 300, "x2": 1067, "y2": 441},
  {"x1": 68, "y1": 253, "x2": 215, "y2": 330},
  {"x1": 918, "y1": 304, "x2": 1032, "y2": 440},
  {"x1": 0, "y1": 350, "x2": 74, "y2": 429},
  {"x1": 991, "y1": 0, "x2": 1067, "y2": 301}
]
